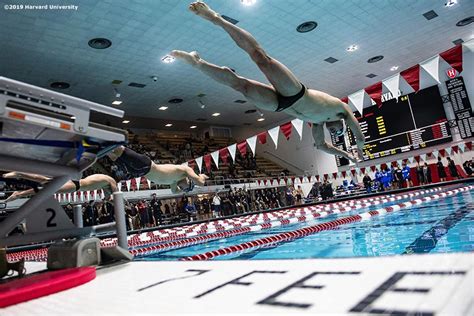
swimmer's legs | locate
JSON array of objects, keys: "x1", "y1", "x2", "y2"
[
  {"x1": 188, "y1": 1, "x2": 301, "y2": 96},
  {"x1": 3, "y1": 172, "x2": 51, "y2": 183},
  {"x1": 170, "y1": 50, "x2": 278, "y2": 111}
]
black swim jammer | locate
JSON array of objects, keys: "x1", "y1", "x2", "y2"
[
  {"x1": 72, "y1": 180, "x2": 81, "y2": 191},
  {"x1": 115, "y1": 147, "x2": 152, "y2": 180},
  {"x1": 275, "y1": 83, "x2": 306, "y2": 112}
]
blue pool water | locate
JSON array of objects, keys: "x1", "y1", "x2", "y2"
[{"x1": 140, "y1": 184, "x2": 474, "y2": 261}]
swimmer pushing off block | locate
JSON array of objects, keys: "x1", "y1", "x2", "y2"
[
  {"x1": 171, "y1": 1, "x2": 365, "y2": 163},
  {"x1": 106, "y1": 146, "x2": 208, "y2": 194}
]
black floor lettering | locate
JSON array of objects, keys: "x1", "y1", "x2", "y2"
[{"x1": 138, "y1": 269, "x2": 210, "y2": 292}]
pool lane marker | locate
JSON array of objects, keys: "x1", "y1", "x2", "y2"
[
  {"x1": 5, "y1": 186, "x2": 450, "y2": 262},
  {"x1": 125, "y1": 187, "x2": 445, "y2": 257},
  {"x1": 180, "y1": 186, "x2": 474, "y2": 261},
  {"x1": 123, "y1": 188, "x2": 440, "y2": 247},
  {"x1": 6, "y1": 187, "x2": 446, "y2": 261}
]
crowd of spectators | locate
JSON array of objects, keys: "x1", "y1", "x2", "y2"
[
  {"x1": 65, "y1": 185, "x2": 329, "y2": 231},
  {"x1": 360, "y1": 157, "x2": 472, "y2": 193}
]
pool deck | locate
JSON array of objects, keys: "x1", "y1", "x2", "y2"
[{"x1": 3, "y1": 252, "x2": 473, "y2": 315}]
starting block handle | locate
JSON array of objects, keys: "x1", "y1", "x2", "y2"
[
  {"x1": 73, "y1": 205, "x2": 83, "y2": 228},
  {"x1": 113, "y1": 192, "x2": 128, "y2": 250}
]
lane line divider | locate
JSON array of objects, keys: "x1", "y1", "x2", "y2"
[
  {"x1": 6, "y1": 186, "x2": 458, "y2": 261},
  {"x1": 180, "y1": 185, "x2": 474, "y2": 261}
]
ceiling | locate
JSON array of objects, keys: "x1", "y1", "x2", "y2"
[{"x1": 0, "y1": 0, "x2": 473, "y2": 130}]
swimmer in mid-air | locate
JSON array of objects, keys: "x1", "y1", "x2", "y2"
[
  {"x1": 106, "y1": 146, "x2": 208, "y2": 193},
  {"x1": 171, "y1": 1, "x2": 365, "y2": 163},
  {"x1": 3, "y1": 172, "x2": 118, "y2": 202}
]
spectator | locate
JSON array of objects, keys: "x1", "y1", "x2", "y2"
[
  {"x1": 184, "y1": 197, "x2": 197, "y2": 221},
  {"x1": 285, "y1": 186, "x2": 295, "y2": 206},
  {"x1": 437, "y1": 157, "x2": 447, "y2": 182},
  {"x1": 381, "y1": 167, "x2": 392, "y2": 191},
  {"x1": 402, "y1": 163, "x2": 412, "y2": 188},
  {"x1": 295, "y1": 185, "x2": 304, "y2": 205},
  {"x1": 394, "y1": 164, "x2": 404, "y2": 189},
  {"x1": 83, "y1": 201, "x2": 95, "y2": 226},
  {"x1": 447, "y1": 157, "x2": 461, "y2": 179},
  {"x1": 416, "y1": 163, "x2": 425, "y2": 185},
  {"x1": 423, "y1": 162, "x2": 432, "y2": 184},
  {"x1": 212, "y1": 193, "x2": 222, "y2": 217},
  {"x1": 150, "y1": 193, "x2": 163, "y2": 226},
  {"x1": 375, "y1": 168, "x2": 384, "y2": 191},
  {"x1": 463, "y1": 160, "x2": 473, "y2": 176},
  {"x1": 362, "y1": 173, "x2": 372, "y2": 193},
  {"x1": 320, "y1": 180, "x2": 334, "y2": 200},
  {"x1": 164, "y1": 202, "x2": 171, "y2": 214},
  {"x1": 137, "y1": 200, "x2": 149, "y2": 228}
]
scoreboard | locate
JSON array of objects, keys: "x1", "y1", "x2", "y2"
[{"x1": 336, "y1": 85, "x2": 452, "y2": 165}]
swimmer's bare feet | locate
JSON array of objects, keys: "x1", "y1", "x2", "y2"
[
  {"x1": 170, "y1": 50, "x2": 201, "y2": 66},
  {"x1": 188, "y1": 1, "x2": 220, "y2": 23},
  {"x1": 2, "y1": 172, "x2": 20, "y2": 179}
]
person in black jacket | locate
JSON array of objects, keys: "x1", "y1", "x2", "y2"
[
  {"x1": 423, "y1": 163, "x2": 432, "y2": 184},
  {"x1": 447, "y1": 156, "x2": 461, "y2": 179},
  {"x1": 150, "y1": 194, "x2": 163, "y2": 226},
  {"x1": 416, "y1": 163, "x2": 425, "y2": 185},
  {"x1": 437, "y1": 157, "x2": 447, "y2": 182},
  {"x1": 362, "y1": 173, "x2": 372, "y2": 193},
  {"x1": 463, "y1": 160, "x2": 473, "y2": 176}
]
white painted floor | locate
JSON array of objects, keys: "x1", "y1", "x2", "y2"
[{"x1": 4, "y1": 252, "x2": 474, "y2": 315}]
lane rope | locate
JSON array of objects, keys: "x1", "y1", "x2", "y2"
[
  {"x1": 6, "y1": 185, "x2": 464, "y2": 261},
  {"x1": 180, "y1": 185, "x2": 474, "y2": 261}
]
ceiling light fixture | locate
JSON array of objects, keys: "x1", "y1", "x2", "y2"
[
  {"x1": 199, "y1": 100, "x2": 206, "y2": 109},
  {"x1": 445, "y1": 0, "x2": 457, "y2": 7},
  {"x1": 212, "y1": 112, "x2": 220, "y2": 117},
  {"x1": 296, "y1": 21, "x2": 318, "y2": 33},
  {"x1": 161, "y1": 55, "x2": 175, "y2": 63},
  {"x1": 390, "y1": 66, "x2": 399, "y2": 71},
  {"x1": 158, "y1": 106, "x2": 168, "y2": 110},
  {"x1": 346, "y1": 44, "x2": 358, "y2": 52},
  {"x1": 122, "y1": 120, "x2": 130, "y2": 124},
  {"x1": 88, "y1": 38, "x2": 112, "y2": 49},
  {"x1": 190, "y1": 125, "x2": 197, "y2": 129},
  {"x1": 456, "y1": 16, "x2": 474, "y2": 27},
  {"x1": 241, "y1": 0, "x2": 256, "y2": 6},
  {"x1": 112, "y1": 100, "x2": 122, "y2": 105},
  {"x1": 50, "y1": 82, "x2": 70, "y2": 89},
  {"x1": 367, "y1": 55, "x2": 384, "y2": 63},
  {"x1": 257, "y1": 118, "x2": 265, "y2": 122},
  {"x1": 165, "y1": 123, "x2": 173, "y2": 127}
]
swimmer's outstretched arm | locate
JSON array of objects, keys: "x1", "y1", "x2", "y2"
[
  {"x1": 150, "y1": 163, "x2": 208, "y2": 186},
  {"x1": 312, "y1": 124, "x2": 358, "y2": 163}
]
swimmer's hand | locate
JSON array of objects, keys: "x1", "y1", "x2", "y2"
[
  {"x1": 346, "y1": 153, "x2": 359, "y2": 164},
  {"x1": 355, "y1": 141, "x2": 365, "y2": 161}
]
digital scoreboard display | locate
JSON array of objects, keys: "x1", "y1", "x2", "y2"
[
  {"x1": 336, "y1": 85, "x2": 452, "y2": 165},
  {"x1": 446, "y1": 76, "x2": 474, "y2": 139}
]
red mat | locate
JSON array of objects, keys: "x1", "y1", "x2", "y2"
[{"x1": 0, "y1": 267, "x2": 96, "y2": 308}]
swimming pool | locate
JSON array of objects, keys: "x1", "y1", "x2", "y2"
[{"x1": 136, "y1": 183, "x2": 474, "y2": 261}]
